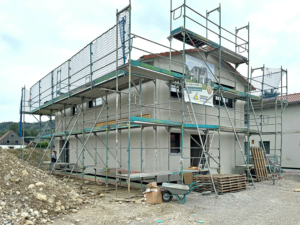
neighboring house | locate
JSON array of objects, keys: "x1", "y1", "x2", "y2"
[
  {"x1": 0, "y1": 130, "x2": 26, "y2": 149},
  {"x1": 53, "y1": 49, "x2": 254, "y2": 177},
  {"x1": 250, "y1": 93, "x2": 300, "y2": 169}
]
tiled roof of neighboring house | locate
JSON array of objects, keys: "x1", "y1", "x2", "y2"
[
  {"x1": 139, "y1": 49, "x2": 255, "y2": 90},
  {"x1": 280, "y1": 93, "x2": 300, "y2": 103},
  {"x1": 0, "y1": 131, "x2": 13, "y2": 142}
]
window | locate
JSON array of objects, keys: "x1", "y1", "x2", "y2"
[
  {"x1": 214, "y1": 95, "x2": 233, "y2": 108},
  {"x1": 72, "y1": 106, "x2": 77, "y2": 115},
  {"x1": 170, "y1": 84, "x2": 182, "y2": 99},
  {"x1": 214, "y1": 84, "x2": 234, "y2": 108},
  {"x1": 11, "y1": 135, "x2": 14, "y2": 137},
  {"x1": 15, "y1": 141, "x2": 18, "y2": 144},
  {"x1": 89, "y1": 98, "x2": 103, "y2": 108},
  {"x1": 7, "y1": 140, "x2": 9, "y2": 144},
  {"x1": 260, "y1": 141, "x2": 270, "y2": 154},
  {"x1": 170, "y1": 133, "x2": 181, "y2": 154}
]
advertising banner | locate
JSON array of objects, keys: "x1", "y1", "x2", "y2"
[{"x1": 184, "y1": 54, "x2": 215, "y2": 107}]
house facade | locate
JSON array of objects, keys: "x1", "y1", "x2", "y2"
[
  {"x1": 250, "y1": 93, "x2": 300, "y2": 169},
  {"x1": 0, "y1": 130, "x2": 25, "y2": 149},
  {"x1": 53, "y1": 50, "x2": 251, "y2": 178}
]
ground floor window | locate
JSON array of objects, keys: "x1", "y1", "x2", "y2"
[
  {"x1": 260, "y1": 141, "x2": 270, "y2": 154},
  {"x1": 170, "y1": 133, "x2": 181, "y2": 154}
]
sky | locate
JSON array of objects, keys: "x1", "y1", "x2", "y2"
[{"x1": 0, "y1": 0, "x2": 299, "y2": 122}]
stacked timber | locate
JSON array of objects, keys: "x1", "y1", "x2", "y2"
[{"x1": 193, "y1": 174, "x2": 246, "y2": 194}]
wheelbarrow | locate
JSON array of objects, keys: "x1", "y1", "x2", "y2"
[{"x1": 160, "y1": 182, "x2": 198, "y2": 204}]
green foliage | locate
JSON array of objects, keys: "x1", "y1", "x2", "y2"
[
  {"x1": 0, "y1": 121, "x2": 55, "y2": 139},
  {"x1": 37, "y1": 141, "x2": 49, "y2": 148}
]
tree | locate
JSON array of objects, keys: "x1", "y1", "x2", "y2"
[{"x1": 9, "y1": 123, "x2": 19, "y2": 134}]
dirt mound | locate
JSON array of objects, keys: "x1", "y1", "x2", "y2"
[{"x1": 0, "y1": 147, "x2": 86, "y2": 225}]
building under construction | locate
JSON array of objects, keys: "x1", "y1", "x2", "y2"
[{"x1": 21, "y1": 1, "x2": 288, "y2": 193}]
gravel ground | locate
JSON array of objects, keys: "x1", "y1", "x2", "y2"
[{"x1": 53, "y1": 172, "x2": 300, "y2": 225}]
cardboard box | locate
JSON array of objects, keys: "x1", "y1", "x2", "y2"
[
  {"x1": 146, "y1": 182, "x2": 157, "y2": 189},
  {"x1": 144, "y1": 187, "x2": 162, "y2": 204}
]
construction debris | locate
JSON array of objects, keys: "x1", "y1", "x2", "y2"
[{"x1": 0, "y1": 147, "x2": 86, "y2": 225}]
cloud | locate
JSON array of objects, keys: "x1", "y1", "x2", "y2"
[
  {"x1": 0, "y1": 33, "x2": 23, "y2": 53},
  {"x1": 0, "y1": 0, "x2": 300, "y2": 122}
]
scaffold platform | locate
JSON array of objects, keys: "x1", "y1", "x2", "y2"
[{"x1": 171, "y1": 27, "x2": 248, "y2": 65}]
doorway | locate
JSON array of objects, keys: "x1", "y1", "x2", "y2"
[
  {"x1": 190, "y1": 135, "x2": 206, "y2": 167},
  {"x1": 59, "y1": 140, "x2": 70, "y2": 163}
]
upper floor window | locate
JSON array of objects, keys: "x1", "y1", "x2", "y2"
[
  {"x1": 89, "y1": 98, "x2": 103, "y2": 108},
  {"x1": 214, "y1": 84, "x2": 234, "y2": 108},
  {"x1": 170, "y1": 84, "x2": 182, "y2": 99}
]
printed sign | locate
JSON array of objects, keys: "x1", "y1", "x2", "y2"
[{"x1": 184, "y1": 55, "x2": 215, "y2": 107}]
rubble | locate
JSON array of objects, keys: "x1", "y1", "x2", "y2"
[{"x1": 0, "y1": 147, "x2": 86, "y2": 225}]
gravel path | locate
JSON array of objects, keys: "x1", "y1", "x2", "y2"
[{"x1": 53, "y1": 172, "x2": 300, "y2": 225}]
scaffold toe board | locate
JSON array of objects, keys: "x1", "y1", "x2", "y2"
[
  {"x1": 41, "y1": 123, "x2": 141, "y2": 139},
  {"x1": 171, "y1": 27, "x2": 248, "y2": 65},
  {"x1": 118, "y1": 60, "x2": 182, "y2": 82},
  {"x1": 214, "y1": 84, "x2": 261, "y2": 101}
]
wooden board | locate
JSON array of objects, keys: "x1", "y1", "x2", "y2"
[
  {"x1": 250, "y1": 147, "x2": 268, "y2": 181},
  {"x1": 183, "y1": 172, "x2": 193, "y2": 184},
  {"x1": 96, "y1": 114, "x2": 151, "y2": 127}
]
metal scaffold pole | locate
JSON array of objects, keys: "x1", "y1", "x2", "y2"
[
  {"x1": 115, "y1": 8, "x2": 119, "y2": 197},
  {"x1": 180, "y1": 0, "x2": 186, "y2": 184},
  {"x1": 127, "y1": 0, "x2": 132, "y2": 194}
]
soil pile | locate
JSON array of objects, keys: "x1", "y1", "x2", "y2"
[{"x1": 0, "y1": 147, "x2": 86, "y2": 225}]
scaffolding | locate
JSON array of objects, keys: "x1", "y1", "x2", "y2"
[{"x1": 21, "y1": 1, "x2": 288, "y2": 195}]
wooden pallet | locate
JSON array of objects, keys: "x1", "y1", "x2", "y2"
[
  {"x1": 250, "y1": 147, "x2": 268, "y2": 181},
  {"x1": 193, "y1": 174, "x2": 247, "y2": 194}
]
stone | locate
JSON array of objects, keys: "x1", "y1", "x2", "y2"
[
  {"x1": 16, "y1": 191, "x2": 20, "y2": 195},
  {"x1": 11, "y1": 178, "x2": 20, "y2": 183},
  {"x1": 21, "y1": 212, "x2": 29, "y2": 218},
  {"x1": 4, "y1": 174, "x2": 11, "y2": 181},
  {"x1": 84, "y1": 181, "x2": 89, "y2": 184},
  {"x1": 55, "y1": 202, "x2": 61, "y2": 207},
  {"x1": 33, "y1": 211, "x2": 39, "y2": 216},
  {"x1": 28, "y1": 184, "x2": 35, "y2": 189},
  {"x1": 41, "y1": 210, "x2": 48, "y2": 214},
  {"x1": 0, "y1": 201, "x2": 5, "y2": 206},
  {"x1": 22, "y1": 170, "x2": 29, "y2": 176},
  {"x1": 136, "y1": 218, "x2": 142, "y2": 221},
  {"x1": 61, "y1": 205, "x2": 65, "y2": 210},
  {"x1": 76, "y1": 198, "x2": 83, "y2": 204},
  {"x1": 33, "y1": 192, "x2": 47, "y2": 201},
  {"x1": 99, "y1": 193, "x2": 105, "y2": 197},
  {"x1": 202, "y1": 191, "x2": 212, "y2": 195},
  {"x1": 25, "y1": 221, "x2": 35, "y2": 225},
  {"x1": 0, "y1": 206, "x2": 2, "y2": 211},
  {"x1": 47, "y1": 196, "x2": 55, "y2": 204},
  {"x1": 54, "y1": 207, "x2": 61, "y2": 212},
  {"x1": 72, "y1": 209, "x2": 78, "y2": 213},
  {"x1": 40, "y1": 219, "x2": 47, "y2": 224},
  {"x1": 35, "y1": 182, "x2": 45, "y2": 187}
]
